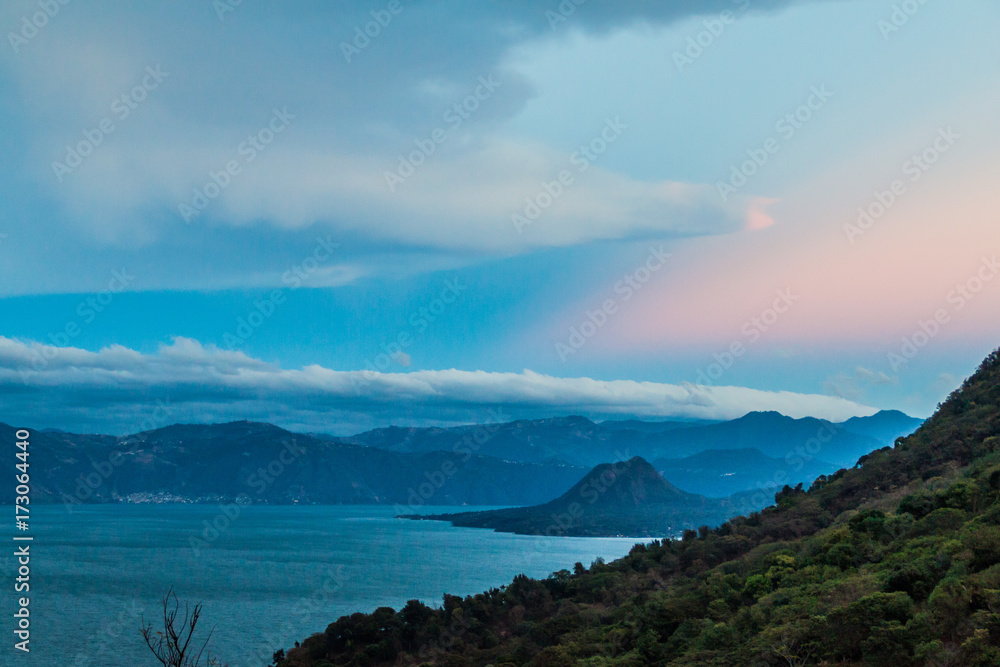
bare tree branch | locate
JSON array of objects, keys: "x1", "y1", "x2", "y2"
[{"x1": 139, "y1": 589, "x2": 223, "y2": 667}]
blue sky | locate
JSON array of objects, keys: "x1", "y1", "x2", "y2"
[{"x1": 1, "y1": 0, "x2": 998, "y2": 434}]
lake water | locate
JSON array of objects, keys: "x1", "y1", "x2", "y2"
[{"x1": 0, "y1": 506, "x2": 639, "y2": 666}]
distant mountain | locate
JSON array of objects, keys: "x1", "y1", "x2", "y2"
[
  {"x1": 9, "y1": 407, "x2": 923, "y2": 507},
  {"x1": 342, "y1": 415, "x2": 630, "y2": 467},
  {"x1": 344, "y1": 410, "x2": 921, "y2": 473},
  {"x1": 838, "y1": 409, "x2": 924, "y2": 444},
  {"x1": 653, "y1": 448, "x2": 838, "y2": 497},
  {"x1": 631, "y1": 411, "x2": 881, "y2": 467},
  {"x1": 597, "y1": 418, "x2": 718, "y2": 433},
  {"x1": 3, "y1": 421, "x2": 586, "y2": 507},
  {"x1": 410, "y1": 457, "x2": 768, "y2": 537}
]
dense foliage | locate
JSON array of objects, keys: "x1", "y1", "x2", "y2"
[{"x1": 275, "y1": 349, "x2": 1000, "y2": 666}]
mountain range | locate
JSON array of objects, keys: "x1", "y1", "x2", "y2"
[
  {"x1": 7, "y1": 409, "x2": 921, "y2": 507},
  {"x1": 5, "y1": 421, "x2": 587, "y2": 508},
  {"x1": 343, "y1": 409, "x2": 921, "y2": 469}
]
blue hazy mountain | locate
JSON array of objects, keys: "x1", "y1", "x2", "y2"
[
  {"x1": 6, "y1": 409, "x2": 921, "y2": 505},
  {"x1": 2, "y1": 421, "x2": 587, "y2": 507},
  {"x1": 410, "y1": 457, "x2": 769, "y2": 537},
  {"x1": 345, "y1": 410, "x2": 921, "y2": 472},
  {"x1": 652, "y1": 448, "x2": 838, "y2": 498}
]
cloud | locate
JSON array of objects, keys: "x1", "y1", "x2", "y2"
[
  {"x1": 855, "y1": 366, "x2": 897, "y2": 386},
  {"x1": 0, "y1": 0, "x2": 807, "y2": 295},
  {"x1": 824, "y1": 365, "x2": 899, "y2": 401},
  {"x1": 0, "y1": 336, "x2": 875, "y2": 434},
  {"x1": 76, "y1": 136, "x2": 755, "y2": 251}
]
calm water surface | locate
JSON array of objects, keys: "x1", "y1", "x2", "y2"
[{"x1": 0, "y1": 505, "x2": 641, "y2": 666}]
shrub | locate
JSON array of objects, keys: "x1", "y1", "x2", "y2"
[
  {"x1": 965, "y1": 525, "x2": 1000, "y2": 570},
  {"x1": 886, "y1": 558, "x2": 944, "y2": 602}
]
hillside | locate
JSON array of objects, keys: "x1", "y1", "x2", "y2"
[
  {"x1": 410, "y1": 457, "x2": 766, "y2": 537},
  {"x1": 0, "y1": 421, "x2": 587, "y2": 507},
  {"x1": 274, "y1": 348, "x2": 1000, "y2": 666}
]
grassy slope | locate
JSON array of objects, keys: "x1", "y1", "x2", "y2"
[{"x1": 275, "y1": 349, "x2": 1000, "y2": 667}]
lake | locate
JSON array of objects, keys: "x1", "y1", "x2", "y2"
[{"x1": 1, "y1": 505, "x2": 641, "y2": 666}]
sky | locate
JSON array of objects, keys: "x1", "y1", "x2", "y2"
[{"x1": 0, "y1": 0, "x2": 998, "y2": 435}]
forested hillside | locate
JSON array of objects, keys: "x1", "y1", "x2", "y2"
[{"x1": 274, "y1": 348, "x2": 1000, "y2": 666}]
